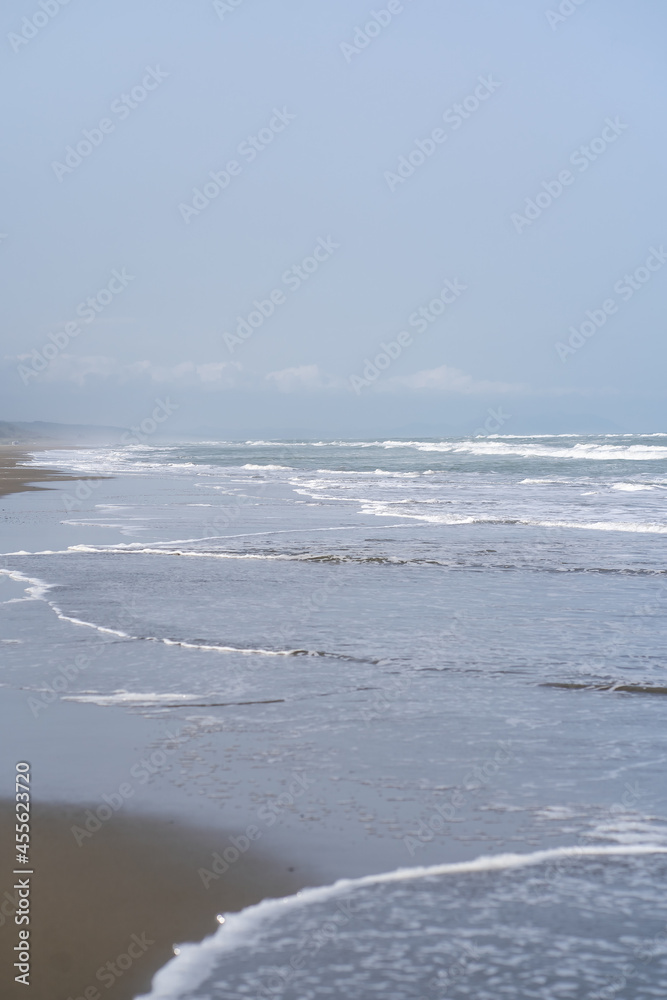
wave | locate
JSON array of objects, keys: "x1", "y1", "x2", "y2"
[
  {"x1": 28, "y1": 437, "x2": 667, "y2": 475},
  {"x1": 220, "y1": 436, "x2": 667, "y2": 446},
  {"x1": 139, "y1": 843, "x2": 667, "y2": 1000},
  {"x1": 543, "y1": 682, "x2": 667, "y2": 696},
  {"x1": 612, "y1": 483, "x2": 656, "y2": 491},
  {"x1": 0, "y1": 568, "x2": 53, "y2": 601},
  {"x1": 314, "y1": 469, "x2": 421, "y2": 477},
  {"x1": 353, "y1": 505, "x2": 667, "y2": 533},
  {"x1": 0, "y1": 523, "x2": 411, "y2": 557},
  {"x1": 0, "y1": 567, "x2": 369, "y2": 660},
  {"x1": 241, "y1": 464, "x2": 293, "y2": 470},
  {"x1": 6, "y1": 544, "x2": 667, "y2": 579},
  {"x1": 236, "y1": 438, "x2": 667, "y2": 460},
  {"x1": 384, "y1": 441, "x2": 667, "y2": 460},
  {"x1": 64, "y1": 691, "x2": 287, "y2": 708},
  {"x1": 9, "y1": 545, "x2": 424, "y2": 565},
  {"x1": 518, "y1": 478, "x2": 563, "y2": 484},
  {"x1": 2, "y1": 568, "x2": 381, "y2": 662}
]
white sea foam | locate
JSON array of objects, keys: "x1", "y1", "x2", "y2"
[
  {"x1": 157, "y1": 637, "x2": 294, "y2": 656},
  {"x1": 249, "y1": 438, "x2": 667, "y2": 460},
  {"x1": 4, "y1": 545, "x2": 410, "y2": 565},
  {"x1": 391, "y1": 440, "x2": 667, "y2": 460},
  {"x1": 139, "y1": 843, "x2": 667, "y2": 1000},
  {"x1": 50, "y1": 610, "x2": 130, "y2": 638},
  {"x1": 48, "y1": 600, "x2": 301, "y2": 654},
  {"x1": 352, "y1": 502, "x2": 667, "y2": 534},
  {"x1": 64, "y1": 691, "x2": 206, "y2": 706},
  {"x1": 312, "y1": 469, "x2": 421, "y2": 478},
  {"x1": 612, "y1": 483, "x2": 655, "y2": 491},
  {"x1": 0, "y1": 524, "x2": 410, "y2": 559},
  {"x1": 0, "y1": 568, "x2": 290, "y2": 652},
  {"x1": 0, "y1": 568, "x2": 53, "y2": 601},
  {"x1": 241, "y1": 464, "x2": 293, "y2": 470},
  {"x1": 66, "y1": 546, "x2": 290, "y2": 560},
  {"x1": 29, "y1": 437, "x2": 667, "y2": 482},
  {"x1": 64, "y1": 689, "x2": 292, "y2": 707},
  {"x1": 585, "y1": 819, "x2": 667, "y2": 846}
]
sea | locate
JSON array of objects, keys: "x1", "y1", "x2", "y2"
[{"x1": 2, "y1": 434, "x2": 667, "y2": 999}]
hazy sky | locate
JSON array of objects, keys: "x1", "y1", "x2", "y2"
[{"x1": 2, "y1": 0, "x2": 666, "y2": 436}]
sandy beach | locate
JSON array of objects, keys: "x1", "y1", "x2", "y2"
[
  {"x1": 0, "y1": 447, "x2": 99, "y2": 500},
  {"x1": 0, "y1": 454, "x2": 312, "y2": 999},
  {"x1": 2, "y1": 439, "x2": 667, "y2": 998},
  {"x1": 0, "y1": 801, "x2": 306, "y2": 1000},
  {"x1": 4, "y1": 2, "x2": 663, "y2": 993}
]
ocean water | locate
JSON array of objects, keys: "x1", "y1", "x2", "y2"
[{"x1": 2, "y1": 435, "x2": 667, "y2": 998}]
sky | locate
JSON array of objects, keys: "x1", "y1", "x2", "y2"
[{"x1": 1, "y1": 0, "x2": 666, "y2": 438}]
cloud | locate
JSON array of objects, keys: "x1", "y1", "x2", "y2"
[
  {"x1": 16, "y1": 355, "x2": 243, "y2": 387},
  {"x1": 36, "y1": 354, "x2": 122, "y2": 386},
  {"x1": 376, "y1": 364, "x2": 527, "y2": 394},
  {"x1": 265, "y1": 364, "x2": 339, "y2": 392},
  {"x1": 135, "y1": 361, "x2": 242, "y2": 385},
  {"x1": 4, "y1": 352, "x2": 594, "y2": 402}
]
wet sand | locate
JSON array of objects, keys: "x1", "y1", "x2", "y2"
[
  {"x1": 0, "y1": 447, "x2": 98, "y2": 500},
  {"x1": 0, "y1": 452, "x2": 314, "y2": 998},
  {"x1": 0, "y1": 801, "x2": 308, "y2": 1000}
]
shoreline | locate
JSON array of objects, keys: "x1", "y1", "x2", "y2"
[
  {"x1": 0, "y1": 445, "x2": 106, "y2": 500},
  {"x1": 0, "y1": 801, "x2": 311, "y2": 1000}
]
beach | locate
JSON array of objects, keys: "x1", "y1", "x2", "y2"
[
  {"x1": 0, "y1": 801, "x2": 305, "y2": 1000},
  {"x1": 0, "y1": 456, "x2": 312, "y2": 1000},
  {"x1": 1, "y1": 440, "x2": 667, "y2": 999},
  {"x1": 3, "y1": 0, "x2": 664, "y2": 991},
  {"x1": 0, "y1": 446, "x2": 100, "y2": 500}
]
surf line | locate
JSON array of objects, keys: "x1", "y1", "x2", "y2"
[
  {"x1": 0, "y1": 523, "x2": 417, "y2": 557},
  {"x1": 142, "y1": 843, "x2": 667, "y2": 999}
]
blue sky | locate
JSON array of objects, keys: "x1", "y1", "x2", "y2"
[{"x1": 1, "y1": 0, "x2": 666, "y2": 436}]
